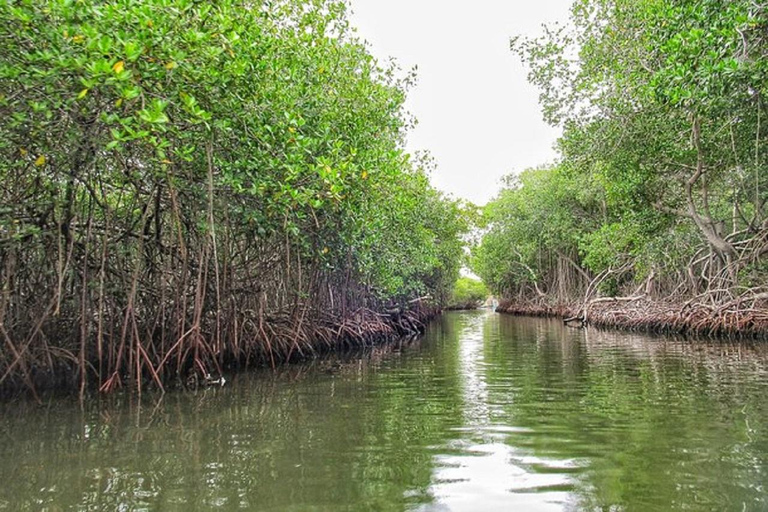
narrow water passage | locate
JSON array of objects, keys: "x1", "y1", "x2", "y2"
[{"x1": 1, "y1": 311, "x2": 767, "y2": 511}]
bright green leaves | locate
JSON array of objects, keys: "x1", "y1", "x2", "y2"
[
  {"x1": 0, "y1": 0, "x2": 465, "y2": 311},
  {"x1": 488, "y1": 0, "x2": 768, "y2": 301},
  {"x1": 119, "y1": 85, "x2": 141, "y2": 101},
  {"x1": 137, "y1": 99, "x2": 169, "y2": 126},
  {"x1": 644, "y1": 1, "x2": 758, "y2": 110},
  {"x1": 178, "y1": 92, "x2": 209, "y2": 122},
  {"x1": 448, "y1": 277, "x2": 488, "y2": 309},
  {"x1": 123, "y1": 41, "x2": 144, "y2": 62}
]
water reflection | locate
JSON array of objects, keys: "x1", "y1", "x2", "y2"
[
  {"x1": 0, "y1": 312, "x2": 767, "y2": 511},
  {"x1": 427, "y1": 312, "x2": 575, "y2": 511}
]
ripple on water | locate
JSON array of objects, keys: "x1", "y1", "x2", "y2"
[{"x1": 1, "y1": 311, "x2": 768, "y2": 511}]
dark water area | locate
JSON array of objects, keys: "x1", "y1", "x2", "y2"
[{"x1": 1, "y1": 311, "x2": 767, "y2": 511}]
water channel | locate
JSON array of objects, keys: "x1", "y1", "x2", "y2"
[{"x1": 1, "y1": 311, "x2": 767, "y2": 511}]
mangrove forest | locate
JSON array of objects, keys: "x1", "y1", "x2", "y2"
[
  {"x1": 0, "y1": 0, "x2": 468, "y2": 397},
  {"x1": 1, "y1": 0, "x2": 767, "y2": 392},
  {"x1": 474, "y1": 0, "x2": 768, "y2": 336},
  {"x1": 2, "y1": 1, "x2": 768, "y2": 510}
]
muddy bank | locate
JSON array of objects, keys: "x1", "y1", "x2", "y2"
[
  {"x1": 496, "y1": 298, "x2": 768, "y2": 339},
  {"x1": 0, "y1": 305, "x2": 440, "y2": 400}
]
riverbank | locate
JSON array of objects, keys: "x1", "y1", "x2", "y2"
[
  {"x1": 495, "y1": 297, "x2": 768, "y2": 339},
  {"x1": 0, "y1": 2, "x2": 468, "y2": 402},
  {"x1": 0, "y1": 304, "x2": 440, "y2": 400}
]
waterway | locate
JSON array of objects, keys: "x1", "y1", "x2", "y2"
[{"x1": 1, "y1": 311, "x2": 767, "y2": 511}]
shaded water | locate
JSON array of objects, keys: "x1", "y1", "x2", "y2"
[{"x1": 1, "y1": 311, "x2": 768, "y2": 511}]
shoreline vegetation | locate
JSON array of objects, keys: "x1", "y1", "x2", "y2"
[
  {"x1": 444, "y1": 277, "x2": 488, "y2": 311},
  {"x1": 0, "y1": 1, "x2": 468, "y2": 399},
  {"x1": 4, "y1": 0, "x2": 768, "y2": 399},
  {"x1": 495, "y1": 298, "x2": 768, "y2": 339},
  {"x1": 473, "y1": 0, "x2": 768, "y2": 336}
]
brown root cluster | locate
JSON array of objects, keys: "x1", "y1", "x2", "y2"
[
  {"x1": 0, "y1": 297, "x2": 439, "y2": 400},
  {"x1": 496, "y1": 296, "x2": 768, "y2": 339},
  {"x1": 250, "y1": 306, "x2": 438, "y2": 363}
]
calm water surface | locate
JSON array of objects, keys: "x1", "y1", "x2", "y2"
[{"x1": 1, "y1": 311, "x2": 768, "y2": 511}]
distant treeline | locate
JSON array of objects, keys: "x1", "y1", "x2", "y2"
[
  {"x1": 0, "y1": 0, "x2": 467, "y2": 396},
  {"x1": 446, "y1": 277, "x2": 488, "y2": 310},
  {"x1": 474, "y1": 0, "x2": 768, "y2": 330}
]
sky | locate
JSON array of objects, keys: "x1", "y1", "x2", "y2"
[{"x1": 349, "y1": 0, "x2": 573, "y2": 206}]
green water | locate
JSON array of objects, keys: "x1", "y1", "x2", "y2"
[{"x1": 1, "y1": 311, "x2": 767, "y2": 511}]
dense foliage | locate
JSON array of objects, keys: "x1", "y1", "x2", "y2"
[
  {"x1": 475, "y1": 0, "x2": 768, "y2": 310},
  {"x1": 446, "y1": 277, "x2": 488, "y2": 310},
  {"x1": 0, "y1": 0, "x2": 466, "y2": 394}
]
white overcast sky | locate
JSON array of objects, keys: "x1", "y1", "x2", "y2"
[{"x1": 349, "y1": 0, "x2": 573, "y2": 205}]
